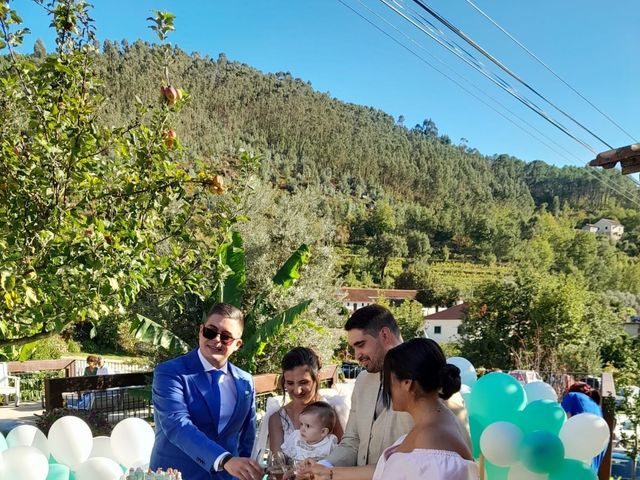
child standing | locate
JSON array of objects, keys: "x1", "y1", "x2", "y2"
[{"x1": 281, "y1": 401, "x2": 338, "y2": 461}]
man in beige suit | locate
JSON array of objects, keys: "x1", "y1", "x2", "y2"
[{"x1": 308, "y1": 304, "x2": 470, "y2": 478}]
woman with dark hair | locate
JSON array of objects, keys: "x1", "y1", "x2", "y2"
[
  {"x1": 305, "y1": 338, "x2": 477, "y2": 479},
  {"x1": 561, "y1": 382, "x2": 605, "y2": 472},
  {"x1": 268, "y1": 347, "x2": 344, "y2": 453}
]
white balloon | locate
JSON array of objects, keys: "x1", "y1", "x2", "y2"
[
  {"x1": 0, "y1": 446, "x2": 49, "y2": 480},
  {"x1": 90, "y1": 436, "x2": 117, "y2": 461},
  {"x1": 48, "y1": 416, "x2": 93, "y2": 470},
  {"x1": 6, "y1": 425, "x2": 50, "y2": 458},
  {"x1": 110, "y1": 418, "x2": 155, "y2": 468},
  {"x1": 480, "y1": 421, "x2": 523, "y2": 467},
  {"x1": 559, "y1": 413, "x2": 609, "y2": 461},
  {"x1": 447, "y1": 356, "x2": 477, "y2": 387},
  {"x1": 507, "y1": 462, "x2": 548, "y2": 480},
  {"x1": 460, "y1": 384, "x2": 472, "y2": 404},
  {"x1": 524, "y1": 382, "x2": 558, "y2": 404},
  {"x1": 75, "y1": 457, "x2": 123, "y2": 480}
]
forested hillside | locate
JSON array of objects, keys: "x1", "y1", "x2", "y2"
[{"x1": 90, "y1": 41, "x2": 639, "y2": 269}]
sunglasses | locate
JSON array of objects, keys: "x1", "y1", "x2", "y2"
[{"x1": 201, "y1": 326, "x2": 237, "y2": 346}]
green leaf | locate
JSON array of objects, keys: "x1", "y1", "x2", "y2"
[
  {"x1": 272, "y1": 244, "x2": 311, "y2": 289},
  {"x1": 131, "y1": 314, "x2": 190, "y2": 354},
  {"x1": 241, "y1": 299, "x2": 312, "y2": 365},
  {"x1": 0, "y1": 271, "x2": 15, "y2": 291},
  {"x1": 219, "y1": 231, "x2": 246, "y2": 308},
  {"x1": 18, "y1": 341, "x2": 39, "y2": 361}
]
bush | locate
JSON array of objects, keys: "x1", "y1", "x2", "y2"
[
  {"x1": 66, "y1": 338, "x2": 82, "y2": 354},
  {"x1": 17, "y1": 371, "x2": 65, "y2": 402},
  {"x1": 31, "y1": 335, "x2": 69, "y2": 360},
  {"x1": 35, "y1": 408, "x2": 113, "y2": 436}
]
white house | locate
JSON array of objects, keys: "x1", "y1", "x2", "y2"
[
  {"x1": 423, "y1": 303, "x2": 468, "y2": 344},
  {"x1": 340, "y1": 287, "x2": 418, "y2": 312},
  {"x1": 582, "y1": 218, "x2": 624, "y2": 241}
]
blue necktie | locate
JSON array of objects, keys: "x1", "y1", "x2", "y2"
[{"x1": 210, "y1": 369, "x2": 224, "y2": 434}]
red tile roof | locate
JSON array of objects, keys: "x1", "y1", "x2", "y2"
[
  {"x1": 340, "y1": 287, "x2": 417, "y2": 303},
  {"x1": 424, "y1": 303, "x2": 468, "y2": 321}
]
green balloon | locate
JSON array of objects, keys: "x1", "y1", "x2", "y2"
[
  {"x1": 520, "y1": 431, "x2": 565, "y2": 474},
  {"x1": 467, "y1": 373, "x2": 526, "y2": 425},
  {"x1": 485, "y1": 460, "x2": 509, "y2": 480},
  {"x1": 47, "y1": 463, "x2": 70, "y2": 480},
  {"x1": 548, "y1": 459, "x2": 597, "y2": 480},
  {"x1": 518, "y1": 400, "x2": 566, "y2": 435},
  {"x1": 469, "y1": 416, "x2": 486, "y2": 459}
]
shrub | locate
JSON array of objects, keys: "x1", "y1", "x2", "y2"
[
  {"x1": 17, "y1": 371, "x2": 64, "y2": 402},
  {"x1": 35, "y1": 408, "x2": 113, "y2": 436},
  {"x1": 31, "y1": 335, "x2": 69, "y2": 360}
]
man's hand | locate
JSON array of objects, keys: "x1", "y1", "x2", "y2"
[
  {"x1": 223, "y1": 457, "x2": 264, "y2": 480},
  {"x1": 296, "y1": 459, "x2": 332, "y2": 480}
]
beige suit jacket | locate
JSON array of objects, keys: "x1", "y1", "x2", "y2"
[{"x1": 325, "y1": 370, "x2": 471, "y2": 467}]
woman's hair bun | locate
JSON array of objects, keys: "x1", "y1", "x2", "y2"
[{"x1": 438, "y1": 363, "x2": 462, "y2": 400}]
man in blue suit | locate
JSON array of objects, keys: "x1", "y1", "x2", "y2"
[{"x1": 150, "y1": 303, "x2": 264, "y2": 480}]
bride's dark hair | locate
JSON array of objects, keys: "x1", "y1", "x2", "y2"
[{"x1": 382, "y1": 338, "x2": 461, "y2": 408}]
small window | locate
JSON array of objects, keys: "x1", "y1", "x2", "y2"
[
  {"x1": 434, "y1": 326, "x2": 442, "y2": 334},
  {"x1": 457, "y1": 326, "x2": 462, "y2": 334}
]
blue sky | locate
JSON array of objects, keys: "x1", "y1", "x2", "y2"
[{"x1": 15, "y1": 0, "x2": 640, "y2": 169}]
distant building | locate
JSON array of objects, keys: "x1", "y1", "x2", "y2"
[
  {"x1": 340, "y1": 287, "x2": 418, "y2": 312},
  {"x1": 581, "y1": 218, "x2": 624, "y2": 241},
  {"x1": 423, "y1": 303, "x2": 468, "y2": 344},
  {"x1": 624, "y1": 315, "x2": 640, "y2": 337}
]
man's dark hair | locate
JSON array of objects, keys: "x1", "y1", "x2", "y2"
[
  {"x1": 301, "y1": 401, "x2": 336, "y2": 431},
  {"x1": 344, "y1": 304, "x2": 400, "y2": 338},
  {"x1": 205, "y1": 303, "x2": 244, "y2": 329}
]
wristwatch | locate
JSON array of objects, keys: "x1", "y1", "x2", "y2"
[{"x1": 218, "y1": 453, "x2": 233, "y2": 472}]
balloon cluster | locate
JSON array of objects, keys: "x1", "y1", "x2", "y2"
[
  {"x1": 447, "y1": 358, "x2": 610, "y2": 480},
  {"x1": 0, "y1": 417, "x2": 155, "y2": 480}
]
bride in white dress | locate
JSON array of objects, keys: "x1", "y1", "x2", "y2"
[{"x1": 305, "y1": 338, "x2": 478, "y2": 480}]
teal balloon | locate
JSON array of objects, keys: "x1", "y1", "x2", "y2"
[
  {"x1": 469, "y1": 416, "x2": 487, "y2": 459},
  {"x1": 468, "y1": 372, "x2": 526, "y2": 425},
  {"x1": 485, "y1": 460, "x2": 509, "y2": 480},
  {"x1": 518, "y1": 400, "x2": 566, "y2": 435},
  {"x1": 520, "y1": 431, "x2": 565, "y2": 474},
  {"x1": 548, "y1": 459, "x2": 597, "y2": 480},
  {"x1": 47, "y1": 463, "x2": 71, "y2": 480},
  {"x1": 49, "y1": 454, "x2": 58, "y2": 464},
  {"x1": 0, "y1": 432, "x2": 7, "y2": 452},
  {"x1": 69, "y1": 472, "x2": 76, "y2": 480}
]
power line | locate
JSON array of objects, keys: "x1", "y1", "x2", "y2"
[
  {"x1": 407, "y1": 0, "x2": 615, "y2": 151},
  {"x1": 462, "y1": 0, "x2": 638, "y2": 145},
  {"x1": 341, "y1": 0, "x2": 588, "y2": 166},
  {"x1": 380, "y1": 0, "x2": 600, "y2": 155},
  {"x1": 338, "y1": 1, "x2": 640, "y2": 208}
]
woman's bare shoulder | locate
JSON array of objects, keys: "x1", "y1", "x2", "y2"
[{"x1": 411, "y1": 419, "x2": 472, "y2": 459}]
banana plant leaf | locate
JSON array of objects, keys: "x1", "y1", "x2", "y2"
[
  {"x1": 130, "y1": 314, "x2": 190, "y2": 354},
  {"x1": 215, "y1": 230, "x2": 246, "y2": 308},
  {"x1": 240, "y1": 299, "x2": 312, "y2": 368},
  {"x1": 272, "y1": 244, "x2": 310, "y2": 289}
]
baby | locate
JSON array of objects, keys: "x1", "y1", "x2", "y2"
[{"x1": 281, "y1": 401, "x2": 338, "y2": 461}]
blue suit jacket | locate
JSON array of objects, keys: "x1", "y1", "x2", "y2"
[{"x1": 150, "y1": 349, "x2": 256, "y2": 480}]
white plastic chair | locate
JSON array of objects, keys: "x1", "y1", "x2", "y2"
[{"x1": 0, "y1": 362, "x2": 20, "y2": 407}]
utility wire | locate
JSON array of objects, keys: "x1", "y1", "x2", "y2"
[
  {"x1": 338, "y1": 1, "x2": 640, "y2": 208},
  {"x1": 343, "y1": 0, "x2": 586, "y2": 165},
  {"x1": 463, "y1": 0, "x2": 638, "y2": 145},
  {"x1": 406, "y1": 0, "x2": 614, "y2": 151},
  {"x1": 380, "y1": 0, "x2": 599, "y2": 155}
]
